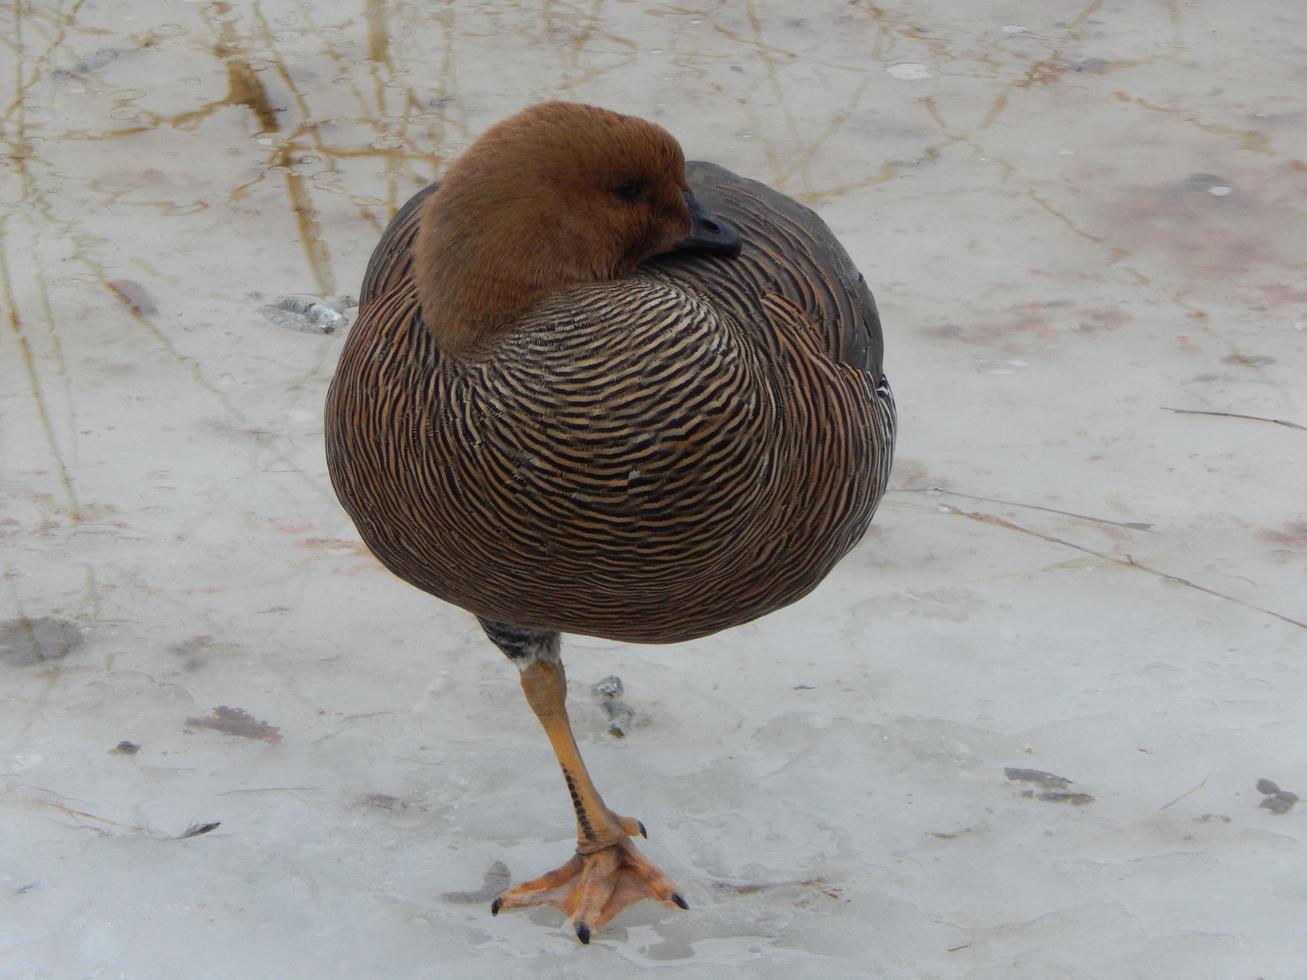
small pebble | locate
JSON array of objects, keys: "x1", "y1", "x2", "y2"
[
  {"x1": 1260, "y1": 792, "x2": 1298, "y2": 815},
  {"x1": 1256, "y1": 778, "x2": 1298, "y2": 815}
]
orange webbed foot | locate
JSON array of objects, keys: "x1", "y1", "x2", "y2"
[{"x1": 491, "y1": 835, "x2": 688, "y2": 944}]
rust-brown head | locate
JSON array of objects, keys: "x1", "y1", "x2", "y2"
[{"x1": 413, "y1": 101, "x2": 740, "y2": 359}]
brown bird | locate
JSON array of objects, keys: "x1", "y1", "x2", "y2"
[{"x1": 325, "y1": 102, "x2": 895, "y2": 943}]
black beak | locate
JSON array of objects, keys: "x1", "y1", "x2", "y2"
[{"x1": 674, "y1": 192, "x2": 742, "y2": 257}]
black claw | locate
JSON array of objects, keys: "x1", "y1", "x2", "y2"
[
  {"x1": 490, "y1": 897, "x2": 502, "y2": 917},
  {"x1": 638, "y1": 820, "x2": 648, "y2": 839},
  {"x1": 672, "y1": 893, "x2": 689, "y2": 910},
  {"x1": 575, "y1": 922, "x2": 591, "y2": 944}
]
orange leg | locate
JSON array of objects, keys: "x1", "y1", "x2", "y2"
[{"x1": 491, "y1": 658, "x2": 688, "y2": 943}]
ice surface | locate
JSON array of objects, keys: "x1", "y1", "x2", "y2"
[{"x1": 2, "y1": 1, "x2": 1305, "y2": 978}]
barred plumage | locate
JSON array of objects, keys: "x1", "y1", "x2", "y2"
[
  {"x1": 326, "y1": 161, "x2": 895, "y2": 644},
  {"x1": 322, "y1": 102, "x2": 894, "y2": 939}
]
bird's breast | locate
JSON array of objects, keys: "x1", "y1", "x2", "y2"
[{"x1": 326, "y1": 277, "x2": 885, "y2": 643}]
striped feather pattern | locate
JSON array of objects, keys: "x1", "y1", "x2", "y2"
[{"x1": 326, "y1": 162, "x2": 895, "y2": 644}]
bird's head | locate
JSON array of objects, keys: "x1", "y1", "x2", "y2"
[{"x1": 413, "y1": 102, "x2": 740, "y2": 358}]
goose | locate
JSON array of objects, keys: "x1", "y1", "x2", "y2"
[{"x1": 325, "y1": 101, "x2": 895, "y2": 943}]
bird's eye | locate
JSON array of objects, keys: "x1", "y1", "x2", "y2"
[{"x1": 614, "y1": 179, "x2": 643, "y2": 202}]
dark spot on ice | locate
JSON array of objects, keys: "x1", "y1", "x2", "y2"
[
  {"x1": 1222, "y1": 353, "x2": 1275, "y2": 367},
  {"x1": 1256, "y1": 778, "x2": 1298, "y2": 814},
  {"x1": 1075, "y1": 307, "x2": 1133, "y2": 333},
  {"x1": 169, "y1": 635, "x2": 239, "y2": 672},
  {"x1": 0, "y1": 617, "x2": 85, "y2": 667},
  {"x1": 442, "y1": 861, "x2": 512, "y2": 903},
  {"x1": 922, "y1": 323, "x2": 964, "y2": 339},
  {"x1": 1261, "y1": 794, "x2": 1297, "y2": 814},
  {"x1": 929, "y1": 827, "x2": 973, "y2": 840},
  {"x1": 643, "y1": 936, "x2": 695, "y2": 960},
  {"x1": 1005, "y1": 767, "x2": 1072, "y2": 789},
  {"x1": 177, "y1": 822, "x2": 221, "y2": 839},
  {"x1": 111, "y1": 740, "x2": 141, "y2": 755},
  {"x1": 1259, "y1": 522, "x2": 1307, "y2": 550},
  {"x1": 1008, "y1": 768, "x2": 1094, "y2": 804},
  {"x1": 185, "y1": 706, "x2": 283, "y2": 744},
  {"x1": 710, "y1": 876, "x2": 835, "y2": 896},
  {"x1": 1070, "y1": 57, "x2": 1111, "y2": 73},
  {"x1": 361, "y1": 793, "x2": 402, "y2": 810},
  {"x1": 53, "y1": 47, "x2": 121, "y2": 77},
  {"x1": 357, "y1": 793, "x2": 428, "y2": 813},
  {"x1": 107, "y1": 279, "x2": 158, "y2": 316},
  {"x1": 1021, "y1": 789, "x2": 1095, "y2": 805}
]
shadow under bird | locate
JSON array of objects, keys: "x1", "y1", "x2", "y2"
[{"x1": 324, "y1": 101, "x2": 895, "y2": 943}]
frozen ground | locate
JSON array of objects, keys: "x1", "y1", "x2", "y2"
[{"x1": 2, "y1": 1, "x2": 1305, "y2": 977}]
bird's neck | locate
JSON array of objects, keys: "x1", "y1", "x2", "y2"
[{"x1": 412, "y1": 238, "x2": 549, "y2": 360}]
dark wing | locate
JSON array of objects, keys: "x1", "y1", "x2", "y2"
[
  {"x1": 358, "y1": 183, "x2": 439, "y2": 310},
  {"x1": 647, "y1": 161, "x2": 884, "y2": 377}
]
